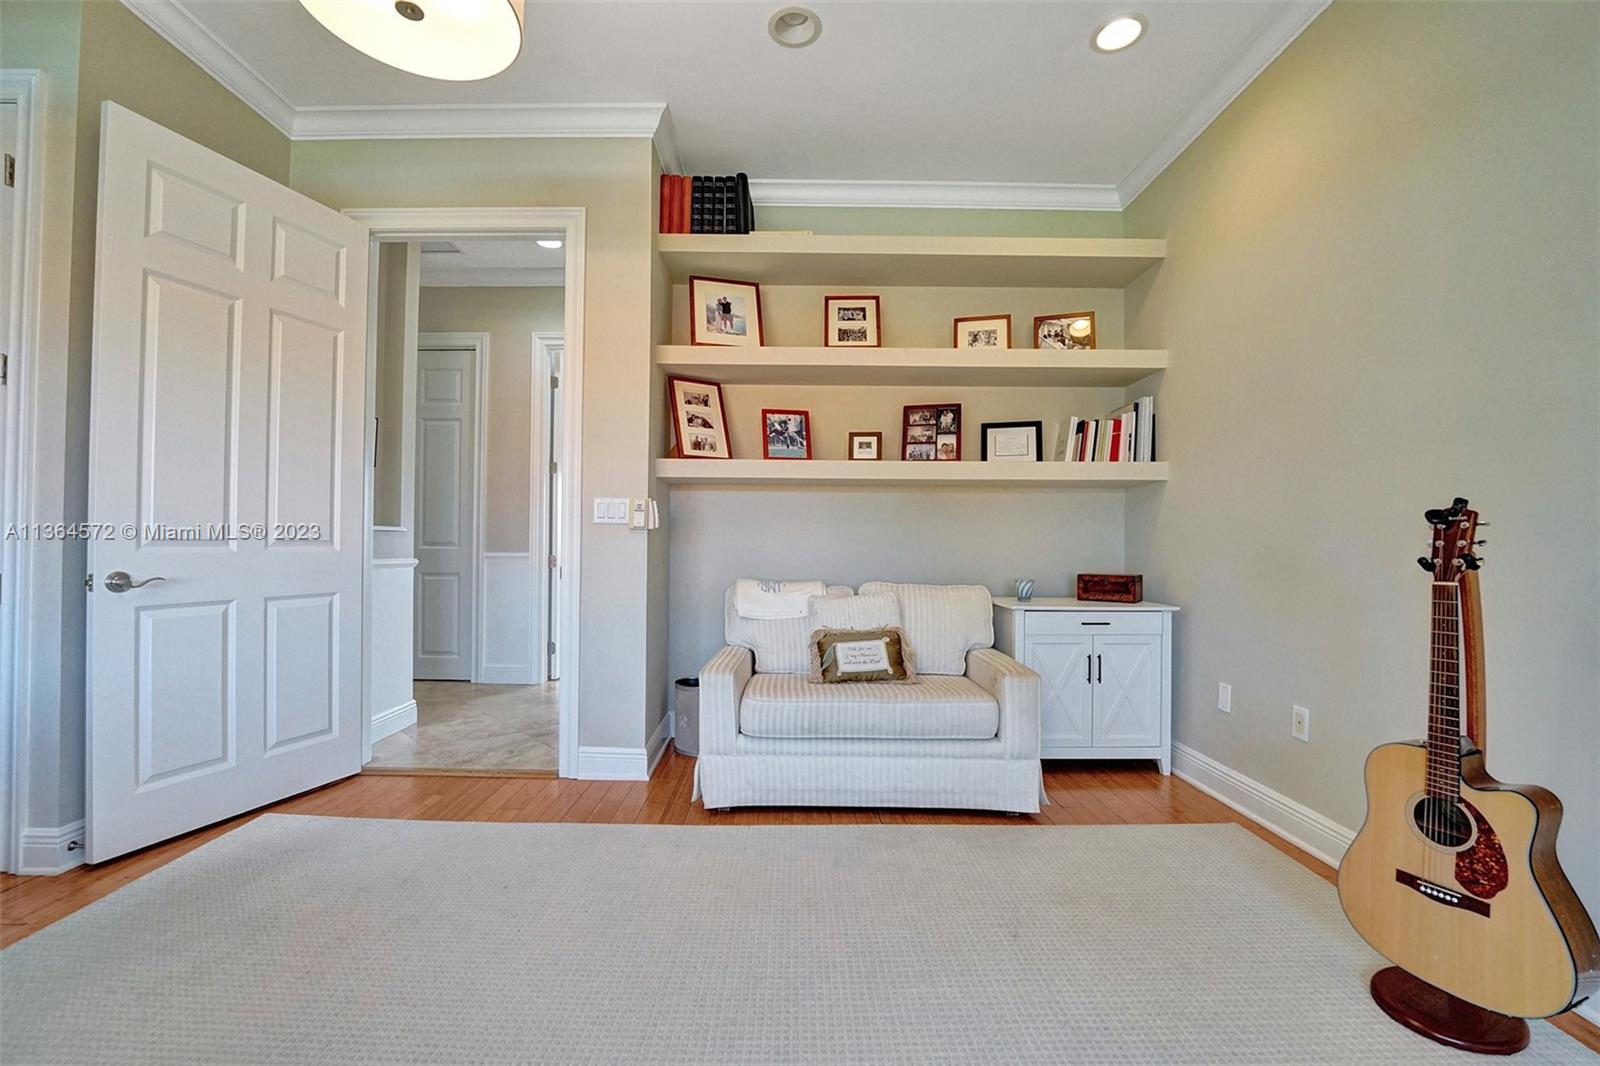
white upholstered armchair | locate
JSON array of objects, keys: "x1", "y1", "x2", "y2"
[{"x1": 693, "y1": 583, "x2": 1043, "y2": 813}]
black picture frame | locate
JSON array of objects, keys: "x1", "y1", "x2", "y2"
[{"x1": 980, "y1": 420, "x2": 1044, "y2": 461}]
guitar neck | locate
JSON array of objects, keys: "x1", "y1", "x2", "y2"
[{"x1": 1427, "y1": 582, "x2": 1464, "y2": 799}]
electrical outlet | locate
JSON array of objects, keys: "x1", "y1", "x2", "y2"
[
  {"x1": 1217, "y1": 682, "x2": 1231, "y2": 714},
  {"x1": 1292, "y1": 705, "x2": 1311, "y2": 742}
]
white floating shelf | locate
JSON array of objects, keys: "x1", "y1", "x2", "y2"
[
  {"x1": 656, "y1": 346, "x2": 1166, "y2": 388},
  {"x1": 655, "y1": 459, "x2": 1168, "y2": 488},
  {"x1": 655, "y1": 233, "x2": 1165, "y2": 288}
]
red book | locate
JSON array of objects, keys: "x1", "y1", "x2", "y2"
[
  {"x1": 678, "y1": 175, "x2": 692, "y2": 233},
  {"x1": 659, "y1": 173, "x2": 671, "y2": 233},
  {"x1": 1109, "y1": 419, "x2": 1123, "y2": 462}
]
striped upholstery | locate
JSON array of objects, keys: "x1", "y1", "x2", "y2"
[
  {"x1": 857, "y1": 582, "x2": 994, "y2": 675},
  {"x1": 807, "y1": 593, "x2": 902, "y2": 633},
  {"x1": 740, "y1": 674, "x2": 999, "y2": 740},
  {"x1": 725, "y1": 585, "x2": 852, "y2": 674}
]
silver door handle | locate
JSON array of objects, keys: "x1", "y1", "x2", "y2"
[{"x1": 103, "y1": 570, "x2": 166, "y2": 593}]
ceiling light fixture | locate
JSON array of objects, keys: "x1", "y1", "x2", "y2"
[
  {"x1": 768, "y1": 6, "x2": 822, "y2": 49},
  {"x1": 1092, "y1": 14, "x2": 1146, "y2": 53},
  {"x1": 298, "y1": 0, "x2": 525, "y2": 81},
  {"x1": 536, "y1": 239, "x2": 564, "y2": 249}
]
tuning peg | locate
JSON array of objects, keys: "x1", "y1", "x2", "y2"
[
  {"x1": 1417, "y1": 557, "x2": 1435, "y2": 572},
  {"x1": 1461, "y1": 554, "x2": 1482, "y2": 570},
  {"x1": 1473, "y1": 540, "x2": 1488, "y2": 546}
]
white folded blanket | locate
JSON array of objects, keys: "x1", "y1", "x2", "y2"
[{"x1": 734, "y1": 578, "x2": 827, "y2": 620}]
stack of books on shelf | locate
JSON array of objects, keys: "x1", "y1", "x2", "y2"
[
  {"x1": 1062, "y1": 396, "x2": 1156, "y2": 462},
  {"x1": 659, "y1": 174, "x2": 754, "y2": 234}
]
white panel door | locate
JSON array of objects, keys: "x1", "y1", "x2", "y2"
[
  {"x1": 1025, "y1": 632, "x2": 1093, "y2": 748},
  {"x1": 413, "y1": 347, "x2": 477, "y2": 681},
  {"x1": 1091, "y1": 634, "x2": 1162, "y2": 747},
  {"x1": 86, "y1": 103, "x2": 368, "y2": 862}
]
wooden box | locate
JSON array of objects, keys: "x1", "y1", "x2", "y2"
[{"x1": 1076, "y1": 573, "x2": 1144, "y2": 603}]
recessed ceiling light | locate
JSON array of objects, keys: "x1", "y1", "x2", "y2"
[
  {"x1": 768, "y1": 6, "x2": 822, "y2": 48},
  {"x1": 298, "y1": 0, "x2": 525, "y2": 81},
  {"x1": 1092, "y1": 14, "x2": 1146, "y2": 53},
  {"x1": 536, "y1": 239, "x2": 564, "y2": 249}
]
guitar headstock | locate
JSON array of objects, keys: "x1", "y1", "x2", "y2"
[{"x1": 1418, "y1": 497, "x2": 1483, "y2": 580}]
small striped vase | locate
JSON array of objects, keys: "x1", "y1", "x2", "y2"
[{"x1": 1015, "y1": 579, "x2": 1035, "y2": 602}]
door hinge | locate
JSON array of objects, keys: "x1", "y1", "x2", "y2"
[
  {"x1": 85, "y1": 573, "x2": 94, "y2": 591},
  {"x1": 548, "y1": 641, "x2": 557, "y2": 656},
  {"x1": 550, "y1": 375, "x2": 559, "y2": 390},
  {"x1": 3, "y1": 155, "x2": 14, "y2": 188},
  {"x1": 1, "y1": 352, "x2": 7, "y2": 385},
  {"x1": 548, "y1": 554, "x2": 557, "y2": 569},
  {"x1": 549, "y1": 460, "x2": 558, "y2": 475}
]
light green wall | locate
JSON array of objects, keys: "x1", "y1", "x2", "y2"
[
  {"x1": 1123, "y1": 1, "x2": 1599, "y2": 915},
  {"x1": 756, "y1": 205, "x2": 1122, "y2": 237},
  {"x1": 292, "y1": 137, "x2": 660, "y2": 749},
  {"x1": 418, "y1": 285, "x2": 564, "y2": 552}
]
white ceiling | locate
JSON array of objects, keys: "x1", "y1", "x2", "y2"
[
  {"x1": 131, "y1": 0, "x2": 1328, "y2": 208},
  {"x1": 418, "y1": 238, "x2": 565, "y2": 286}
]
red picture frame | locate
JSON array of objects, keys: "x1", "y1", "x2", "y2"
[
  {"x1": 761, "y1": 408, "x2": 813, "y2": 460},
  {"x1": 667, "y1": 376, "x2": 733, "y2": 459},
  {"x1": 902, "y1": 403, "x2": 961, "y2": 461},
  {"x1": 689, "y1": 275, "x2": 764, "y2": 347}
]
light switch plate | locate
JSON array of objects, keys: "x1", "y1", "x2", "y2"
[
  {"x1": 1217, "y1": 682, "x2": 1231, "y2": 714},
  {"x1": 1292, "y1": 705, "x2": 1311, "y2": 742},
  {"x1": 592, "y1": 497, "x2": 629, "y2": 524}
]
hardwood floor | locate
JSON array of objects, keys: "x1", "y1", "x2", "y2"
[{"x1": 3, "y1": 751, "x2": 1596, "y2": 1053}]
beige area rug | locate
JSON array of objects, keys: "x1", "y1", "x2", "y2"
[{"x1": 0, "y1": 818, "x2": 1591, "y2": 1064}]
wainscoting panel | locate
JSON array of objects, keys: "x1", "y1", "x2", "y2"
[
  {"x1": 370, "y1": 558, "x2": 417, "y2": 742},
  {"x1": 480, "y1": 553, "x2": 536, "y2": 685}
]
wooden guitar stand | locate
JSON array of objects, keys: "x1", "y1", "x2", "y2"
[{"x1": 1370, "y1": 967, "x2": 1530, "y2": 1055}]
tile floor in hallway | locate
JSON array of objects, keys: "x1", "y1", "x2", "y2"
[{"x1": 368, "y1": 681, "x2": 558, "y2": 772}]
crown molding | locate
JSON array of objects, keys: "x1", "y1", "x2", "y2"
[
  {"x1": 747, "y1": 179, "x2": 1121, "y2": 212},
  {"x1": 1116, "y1": 0, "x2": 1329, "y2": 208},
  {"x1": 123, "y1": 0, "x2": 298, "y2": 137},
  {"x1": 292, "y1": 102, "x2": 673, "y2": 142},
  {"x1": 419, "y1": 268, "x2": 565, "y2": 288}
]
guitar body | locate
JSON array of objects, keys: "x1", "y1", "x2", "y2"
[{"x1": 1339, "y1": 740, "x2": 1600, "y2": 1018}]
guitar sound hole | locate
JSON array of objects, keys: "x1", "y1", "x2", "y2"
[{"x1": 1412, "y1": 796, "x2": 1473, "y2": 848}]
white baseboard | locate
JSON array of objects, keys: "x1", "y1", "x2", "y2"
[
  {"x1": 476, "y1": 665, "x2": 535, "y2": 685},
  {"x1": 18, "y1": 819, "x2": 85, "y2": 875},
  {"x1": 1172, "y1": 742, "x2": 1355, "y2": 868},
  {"x1": 646, "y1": 714, "x2": 672, "y2": 776},
  {"x1": 371, "y1": 699, "x2": 417, "y2": 743},
  {"x1": 1577, "y1": 1000, "x2": 1600, "y2": 1029},
  {"x1": 576, "y1": 745, "x2": 648, "y2": 781}
]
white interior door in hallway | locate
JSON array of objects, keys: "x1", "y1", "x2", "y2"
[
  {"x1": 86, "y1": 103, "x2": 368, "y2": 863},
  {"x1": 413, "y1": 343, "x2": 480, "y2": 681}
]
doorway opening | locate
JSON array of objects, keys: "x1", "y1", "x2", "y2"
[{"x1": 352, "y1": 211, "x2": 584, "y2": 779}]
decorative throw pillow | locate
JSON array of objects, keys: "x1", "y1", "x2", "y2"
[
  {"x1": 808, "y1": 627, "x2": 918, "y2": 684},
  {"x1": 807, "y1": 592, "x2": 902, "y2": 633}
]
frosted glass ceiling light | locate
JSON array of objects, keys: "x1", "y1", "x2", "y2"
[
  {"x1": 1092, "y1": 14, "x2": 1146, "y2": 53},
  {"x1": 536, "y1": 239, "x2": 564, "y2": 249},
  {"x1": 299, "y1": 0, "x2": 525, "y2": 81}
]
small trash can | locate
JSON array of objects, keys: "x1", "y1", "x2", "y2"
[{"x1": 674, "y1": 677, "x2": 700, "y2": 757}]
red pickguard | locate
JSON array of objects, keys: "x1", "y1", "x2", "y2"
[{"x1": 1455, "y1": 799, "x2": 1509, "y2": 899}]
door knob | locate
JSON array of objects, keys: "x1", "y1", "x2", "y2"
[{"x1": 103, "y1": 570, "x2": 166, "y2": 593}]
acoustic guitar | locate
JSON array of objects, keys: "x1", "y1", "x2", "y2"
[{"x1": 1338, "y1": 498, "x2": 1599, "y2": 1028}]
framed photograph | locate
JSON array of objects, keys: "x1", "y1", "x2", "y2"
[
  {"x1": 667, "y1": 376, "x2": 732, "y2": 459},
  {"x1": 953, "y1": 314, "x2": 1011, "y2": 349},
  {"x1": 762, "y1": 408, "x2": 812, "y2": 460},
  {"x1": 824, "y1": 295, "x2": 881, "y2": 348},
  {"x1": 903, "y1": 404, "x2": 960, "y2": 461},
  {"x1": 1034, "y1": 311, "x2": 1096, "y2": 349},
  {"x1": 690, "y1": 275, "x2": 764, "y2": 347},
  {"x1": 848, "y1": 431, "x2": 882, "y2": 461},
  {"x1": 981, "y1": 420, "x2": 1044, "y2": 462}
]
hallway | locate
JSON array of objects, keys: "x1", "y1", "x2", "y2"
[{"x1": 369, "y1": 682, "x2": 558, "y2": 773}]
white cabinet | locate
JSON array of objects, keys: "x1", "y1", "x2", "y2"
[{"x1": 993, "y1": 598, "x2": 1177, "y2": 773}]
